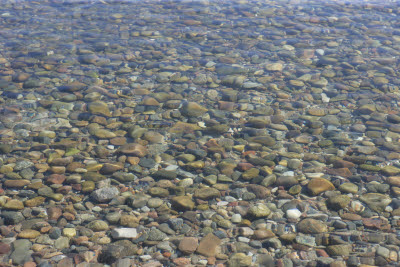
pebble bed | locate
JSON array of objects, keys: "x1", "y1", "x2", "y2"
[{"x1": 1, "y1": 0, "x2": 400, "y2": 266}]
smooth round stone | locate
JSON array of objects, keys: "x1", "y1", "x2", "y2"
[
  {"x1": 105, "y1": 212, "x2": 122, "y2": 224},
  {"x1": 87, "y1": 220, "x2": 109, "y2": 231},
  {"x1": 326, "y1": 245, "x2": 351, "y2": 256},
  {"x1": 241, "y1": 168, "x2": 259, "y2": 180},
  {"x1": 147, "y1": 198, "x2": 163, "y2": 208},
  {"x1": 194, "y1": 188, "x2": 220, "y2": 200},
  {"x1": 54, "y1": 237, "x2": 70, "y2": 250},
  {"x1": 88, "y1": 101, "x2": 111, "y2": 117},
  {"x1": 18, "y1": 229, "x2": 41, "y2": 239},
  {"x1": 297, "y1": 218, "x2": 328, "y2": 234},
  {"x1": 180, "y1": 102, "x2": 208, "y2": 117},
  {"x1": 171, "y1": 196, "x2": 195, "y2": 211},
  {"x1": 63, "y1": 228, "x2": 76, "y2": 238},
  {"x1": 338, "y1": 183, "x2": 358, "y2": 194},
  {"x1": 91, "y1": 187, "x2": 119, "y2": 203},
  {"x1": 248, "y1": 204, "x2": 271, "y2": 218},
  {"x1": 24, "y1": 196, "x2": 44, "y2": 208},
  {"x1": 228, "y1": 253, "x2": 252, "y2": 267},
  {"x1": 307, "y1": 178, "x2": 335, "y2": 195},
  {"x1": 286, "y1": 209, "x2": 302, "y2": 220},
  {"x1": 327, "y1": 195, "x2": 351, "y2": 210},
  {"x1": 147, "y1": 228, "x2": 167, "y2": 241},
  {"x1": 148, "y1": 187, "x2": 169, "y2": 197},
  {"x1": 178, "y1": 178, "x2": 194, "y2": 187},
  {"x1": 4, "y1": 199, "x2": 24, "y2": 210},
  {"x1": 231, "y1": 214, "x2": 242, "y2": 223},
  {"x1": 81, "y1": 181, "x2": 96, "y2": 193}
]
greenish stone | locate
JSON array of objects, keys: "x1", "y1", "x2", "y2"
[
  {"x1": 359, "y1": 193, "x2": 392, "y2": 212},
  {"x1": 327, "y1": 195, "x2": 351, "y2": 210},
  {"x1": 148, "y1": 187, "x2": 169, "y2": 197},
  {"x1": 381, "y1": 165, "x2": 400, "y2": 176},
  {"x1": 217, "y1": 175, "x2": 233, "y2": 183},
  {"x1": 87, "y1": 220, "x2": 109, "y2": 231},
  {"x1": 338, "y1": 183, "x2": 358, "y2": 194},
  {"x1": 359, "y1": 164, "x2": 381, "y2": 172},
  {"x1": 288, "y1": 184, "x2": 302, "y2": 195},
  {"x1": 326, "y1": 245, "x2": 351, "y2": 256},
  {"x1": 194, "y1": 187, "x2": 220, "y2": 200},
  {"x1": 228, "y1": 253, "x2": 253, "y2": 267},
  {"x1": 88, "y1": 101, "x2": 111, "y2": 117},
  {"x1": 65, "y1": 148, "x2": 80, "y2": 156},
  {"x1": 248, "y1": 136, "x2": 276, "y2": 147},
  {"x1": 83, "y1": 172, "x2": 106, "y2": 182},
  {"x1": 261, "y1": 175, "x2": 276, "y2": 187},
  {"x1": 171, "y1": 196, "x2": 195, "y2": 211},
  {"x1": 318, "y1": 140, "x2": 333, "y2": 147},
  {"x1": 203, "y1": 175, "x2": 218, "y2": 185},
  {"x1": 82, "y1": 181, "x2": 96, "y2": 193},
  {"x1": 241, "y1": 168, "x2": 259, "y2": 180},
  {"x1": 248, "y1": 204, "x2": 271, "y2": 218}
]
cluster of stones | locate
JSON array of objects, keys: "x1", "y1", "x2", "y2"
[{"x1": 1, "y1": 0, "x2": 400, "y2": 266}]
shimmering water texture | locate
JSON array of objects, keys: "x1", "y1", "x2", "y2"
[{"x1": 1, "y1": 0, "x2": 400, "y2": 266}]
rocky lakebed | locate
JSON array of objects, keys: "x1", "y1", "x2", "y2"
[{"x1": 1, "y1": 0, "x2": 400, "y2": 266}]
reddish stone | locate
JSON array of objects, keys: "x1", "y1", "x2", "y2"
[
  {"x1": 292, "y1": 243, "x2": 312, "y2": 251},
  {"x1": 56, "y1": 186, "x2": 72, "y2": 194},
  {"x1": 147, "y1": 211, "x2": 158, "y2": 219},
  {"x1": 57, "y1": 257, "x2": 73, "y2": 267},
  {"x1": 40, "y1": 226, "x2": 52, "y2": 233},
  {"x1": 227, "y1": 201, "x2": 238, "y2": 207},
  {"x1": 362, "y1": 218, "x2": 390, "y2": 230},
  {"x1": 0, "y1": 226, "x2": 12, "y2": 236},
  {"x1": 63, "y1": 212, "x2": 76, "y2": 221},
  {"x1": 207, "y1": 257, "x2": 216, "y2": 265},
  {"x1": 110, "y1": 137, "x2": 127, "y2": 146},
  {"x1": 71, "y1": 184, "x2": 82, "y2": 191},
  {"x1": 277, "y1": 190, "x2": 295, "y2": 199},
  {"x1": 73, "y1": 236, "x2": 89, "y2": 246},
  {"x1": 23, "y1": 262, "x2": 36, "y2": 267},
  {"x1": 326, "y1": 168, "x2": 352, "y2": 177},
  {"x1": 340, "y1": 213, "x2": 362, "y2": 221},
  {"x1": 332, "y1": 160, "x2": 356, "y2": 169},
  {"x1": 237, "y1": 162, "x2": 254, "y2": 171},
  {"x1": 178, "y1": 237, "x2": 199, "y2": 254},
  {"x1": 46, "y1": 174, "x2": 66, "y2": 184},
  {"x1": 196, "y1": 233, "x2": 221, "y2": 257},
  {"x1": 0, "y1": 243, "x2": 11, "y2": 254},
  {"x1": 47, "y1": 207, "x2": 62, "y2": 220},
  {"x1": 66, "y1": 162, "x2": 85, "y2": 172},
  {"x1": 316, "y1": 249, "x2": 329, "y2": 257},
  {"x1": 242, "y1": 151, "x2": 256, "y2": 157},
  {"x1": 50, "y1": 157, "x2": 73, "y2": 166},
  {"x1": 218, "y1": 101, "x2": 235, "y2": 111},
  {"x1": 247, "y1": 184, "x2": 270, "y2": 199},
  {"x1": 117, "y1": 143, "x2": 148, "y2": 157},
  {"x1": 172, "y1": 258, "x2": 191, "y2": 266}
]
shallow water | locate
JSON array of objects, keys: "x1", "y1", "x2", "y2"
[{"x1": 1, "y1": 0, "x2": 400, "y2": 266}]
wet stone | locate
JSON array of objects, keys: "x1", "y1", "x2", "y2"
[
  {"x1": 91, "y1": 187, "x2": 119, "y2": 203},
  {"x1": 297, "y1": 219, "x2": 328, "y2": 234}
]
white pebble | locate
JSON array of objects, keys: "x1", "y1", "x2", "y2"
[
  {"x1": 286, "y1": 209, "x2": 302, "y2": 220},
  {"x1": 231, "y1": 214, "x2": 242, "y2": 223}
]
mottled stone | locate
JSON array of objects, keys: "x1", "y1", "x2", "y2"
[
  {"x1": 196, "y1": 233, "x2": 221, "y2": 257},
  {"x1": 178, "y1": 237, "x2": 198, "y2": 254},
  {"x1": 171, "y1": 196, "x2": 195, "y2": 211},
  {"x1": 297, "y1": 219, "x2": 328, "y2": 234}
]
